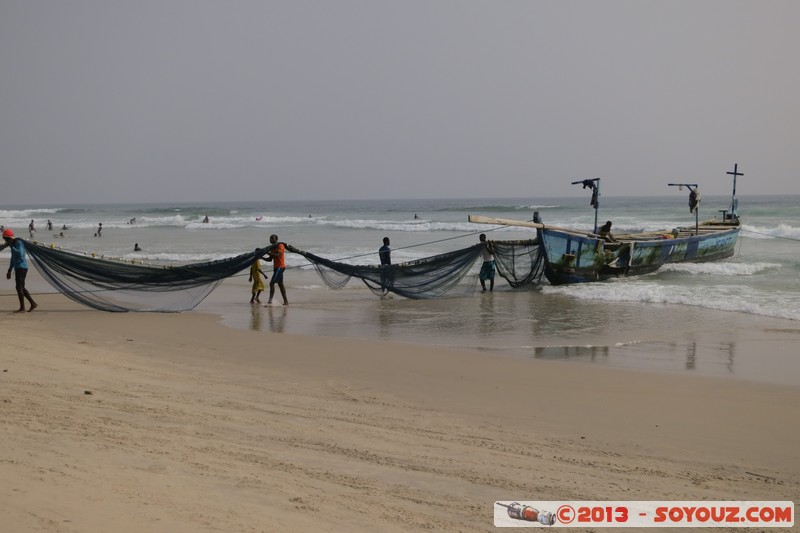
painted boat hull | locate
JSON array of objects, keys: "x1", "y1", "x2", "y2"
[{"x1": 538, "y1": 222, "x2": 740, "y2": 284}]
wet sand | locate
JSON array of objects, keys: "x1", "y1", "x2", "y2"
[{"x1": 200, "y1": 272, "x2": 800, "y2": 387}]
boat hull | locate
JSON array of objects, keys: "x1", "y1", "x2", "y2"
[{"x1": 539, "y1": 224, "x2": 740, "y2": 284}]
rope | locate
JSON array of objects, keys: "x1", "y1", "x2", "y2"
[
  {"x1": 295, "y1": 223, "x2": 514, "y2": 267},
  {"x1": 742, "y1": 228, "x2": 800, "y2": 242}
]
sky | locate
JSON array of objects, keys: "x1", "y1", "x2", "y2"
[{"x1": 1, "y1": 0, "x2": 798, "y2": 205}]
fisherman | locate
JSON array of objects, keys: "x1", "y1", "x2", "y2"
[
  {"x1": 598, "y1": 220, "x2": 616, "y2": 242},
  {"x1": 265, "y1": 234, "x2": 288, "y2": 305},
  {"x1": 1, "y1": 229, "x2": 38, "y2": 312},
  {"x1": 478, "y1": 234, "x2": 495, "y2": 291},
  {"x1": 378, "y1": 237, "x2": 392, "y2": 292},
  {"x1": 379, "y1": 237, "x2": 391, "y2": 266}
]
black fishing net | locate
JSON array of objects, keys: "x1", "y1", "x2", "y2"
[
  {"x1": 288, "y1": 243, "x2": 484, "y2": 299},
  {"x1": 22, "y1": 238, "x2": 545, "y2": 312},
  {"x1": 25, "y1": 240, "x2": 270, "y2": 312},
  {"x1": 491, "y1": 239, "x2": 547, "y2": 288},
  {"x1": 288, "y1": 239, "x2": 544, "y2": 299}
]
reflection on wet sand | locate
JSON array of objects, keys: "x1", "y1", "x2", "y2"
[
  {"x1": 533, "y1": 339, "x2": 743, "y2": 378},
  {"x1": 478, "y1": 293, "x2": 496, "y2": 336},
  {"x1": 722, "y1": 342, "x2": 735, "y2": 373},
  {"x1": 686, "y1": 342, "x2": 696, "y2": 370},
  {"x1": 209, "y1": 279, "x2": 800, "y2": 385},
  {"x1": 534, "y1": 345, "x2": 610, "y2": 361},
  {"x1": 268, "y1": 305, "x2": 288, "y2": 333},
  {"x1": 248, "y1": 304, "x2": 288, "y2": 334},
  {"x1": 250, "y1": 304, "x2": 261, "y2": 331}
]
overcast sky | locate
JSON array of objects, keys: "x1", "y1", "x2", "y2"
[{"x1": 1, "y1": 1, "x2": 798, "y2": 205}]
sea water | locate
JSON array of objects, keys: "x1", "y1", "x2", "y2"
[
  {"x1": 3, "y1": 195, "x2": 799, "y2": 320},
  {"x1": 3, "y1": 195, "x2": 800, "y2": 383}
]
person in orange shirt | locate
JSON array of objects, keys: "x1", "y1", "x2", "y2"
[{"x1": 266, "y1": 234, "x2": 288, "y2": 305}]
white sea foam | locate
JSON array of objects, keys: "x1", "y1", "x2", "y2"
[
  {"x1": 295, "y1": 284, "x2": 331, "y2": 291},
  {"x1": 543, "y1": 281, "x2": 800, "y2": 321},
  {"x1": 661, "y1": 262, "x2": 781, "y2": 276},
  {"x1": 312, "y1": 218, "x2": 530, "y2": 233}
]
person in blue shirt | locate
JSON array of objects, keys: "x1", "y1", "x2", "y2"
[
  {"x1": 379, "y1": 237, "x2": 391, "y2": 266},
  {"x1": 378, "y1": 237, "x2": 392, "y2": 292},
  {"x1": 1, "y1": 229, "x2": 38, "y2": 312}
]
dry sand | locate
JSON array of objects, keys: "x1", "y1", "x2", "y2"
[{"x1": 2, "y1": 291, "x2": 799, "y2": 532}]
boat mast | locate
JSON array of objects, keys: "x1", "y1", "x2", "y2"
[
  {"x1": 668, "y1": 182, "x2": 700, "y2": 235},
  {"x1": 726, "y1": 163, "x2": 743, "y2": 219},
  {"x1": 572, "y1": 178, "x2": 600, "y2": 234}
]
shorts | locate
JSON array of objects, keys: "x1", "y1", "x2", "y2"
[
  {"x1": 14, "y1": 268, "x2": 28, "y2": 290},
  {"x1": 479, "y1": 260, "x2": 495, "y2": 281},
  {"x1": 270, "y1": 267, "x2": 285, "y2": 285}
]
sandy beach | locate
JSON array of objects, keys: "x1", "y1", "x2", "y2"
[{"x1": 2, "y1": 272, "x2": 799, "y2": 533}]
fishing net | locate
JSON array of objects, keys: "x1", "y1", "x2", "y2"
[
  {"x1": 22, "y1": 237, "x2": 545, "y2": 311},
  {"x1": 25, "y1": 240, "x2": 269, "y2": 312},
  {"x1": 287, "y1": 239, "x2": 544, "y2": 299},
  {"x1": 492, "y1": 239, "x2": 547, "y2": 288},
  {"x1": 288, "y1": 243, "x2": 484, "y2": 299}
]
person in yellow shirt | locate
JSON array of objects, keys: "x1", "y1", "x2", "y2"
[{"x1": 248, "y1": 250, "x2": 267, "y2": 303}]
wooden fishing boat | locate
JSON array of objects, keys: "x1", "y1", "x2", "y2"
[{"x1": 469, "y1": 165, "x2": 743, "y2": 285}]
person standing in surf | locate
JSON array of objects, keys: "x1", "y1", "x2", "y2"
[
  {"x1": 265, "y1": 234, "x2": 288, "y2": 305},
  {"x1": 248, "y1": 250, "x2": 267, "y2": 303},
  {"x1": 478, "y1": 233, "x2": 495, "y2": 292},
  {"x1": 378, "y1": 236, "x2": 392, "y2": 292}
]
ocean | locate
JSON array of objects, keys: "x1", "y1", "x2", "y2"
[{"x1": 3, "y1": 194, "x2": 800, "y2": 384}]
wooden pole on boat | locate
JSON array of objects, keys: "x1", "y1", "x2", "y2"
[
  {"x1": 669, "y1": 182, "x2": 700, "y2": 235},
  {"x1": 727, "y1": 163, "x2": 743, "y2": 219},
  {"x1": 572, "y1": 178, "x2": 600, "y2": 234}
]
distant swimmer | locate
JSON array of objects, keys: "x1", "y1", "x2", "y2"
[
  {"x1": 128, "y1": 217, "x2": 136, "y2": 224},
  {"x1": 134, "y1": 243, "x2": 141, "y2": 251},
  {"x1": 54, "y1": 232, "x2": 65, "y2": 238},
  {"x1": 46, "y1": 219, "x2": 53, "y2": 231},
  {"x1": 61, "y1": 224, "x2": 69, "y2": 230},
  {"x1": 414, "y1": 213, "x2": 419, "y2": 220},
  {"x1": 203, "y1": 215, "x2": 209, "y2": 223},
  {"x1": 28, "y1": 219, "x2": 35, "y2": 238}
]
